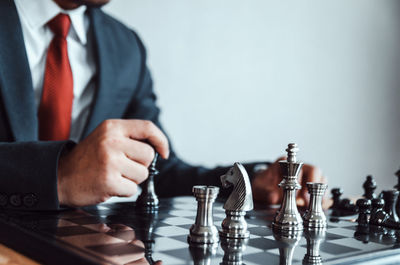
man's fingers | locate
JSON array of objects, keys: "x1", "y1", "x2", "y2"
[
  {"x1": 119, "y1": 156, "x2": 149, "y2": 184},
  {"x1": 110, "y1": 176, "x2": 138, "y2": 197},
  {"x1": 120, "y1": 120, "x2": 169, "y2": 159},
  {"x1": 119, "y1": 138, "x2": 155, "y2": 167}
]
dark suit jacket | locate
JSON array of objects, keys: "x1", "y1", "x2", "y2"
[{"x1": 0, "y1": 1, "x2": 264, "y2": 210}]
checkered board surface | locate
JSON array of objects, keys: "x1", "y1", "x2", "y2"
[{"x1": 28, "y1": 197, "x2": 400, "y2": 264}]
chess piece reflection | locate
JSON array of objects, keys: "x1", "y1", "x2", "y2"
[
  {"x1": 220, "y1": 237, "x2": 248, "y2": 265},
  {"x1": 136, "y1": 153, "x2": 159, "y2": 210},
  {"x1": 189, "y1": 244, "x2": 217, "y2": 265},
  {"x1": 273, "y1": 143, "x2": 303, "y2": 232},
  {"x1": 220, "y1": 163, "x2": 253, "y2": 239},
  {"x1": 273, "y1": 230, "x2": 302, "y2": 265},
  {"x1": 302, "y1": 228, "x2": 326, "y2": 265},
  {"x1": 134, "y1": 210, "x2": 160, "y2": 265}
]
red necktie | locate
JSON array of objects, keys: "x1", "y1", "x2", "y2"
[{"x1": 38, "y1": 14, "x2": 73, "y2": 141}]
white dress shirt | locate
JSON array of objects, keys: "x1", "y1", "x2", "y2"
[{"x1": 14, "y1": 0, "x2": 96, "y2": 142}]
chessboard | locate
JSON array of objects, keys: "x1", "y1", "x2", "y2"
[{"x1": 1, "y1": 196, "x2": 400, "y2": 265}]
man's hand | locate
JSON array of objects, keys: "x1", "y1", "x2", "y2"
[
  {"x1": 57, "y1": 119, "x2": 169, "y2": 207},
  {"x1": 251, "y1": 157, "x2": 326, "y2": 206}
]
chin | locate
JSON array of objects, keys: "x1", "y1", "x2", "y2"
[{"x1": 73, "y1": 0, "x2": 110, "y2": 7}]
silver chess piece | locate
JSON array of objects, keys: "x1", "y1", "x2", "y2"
[
  {"x1": 136, "y1": 153, "x2": 159, "y2": 210},
  {"x1": 220, "y1": 237, "x2": 248, "y2": 265},
  {"x1": 219, "y1": 162, "x2": 254, "y2": 239},
  {"x1": 303, "y1": 183, "x2": 328, "y2": 229},
  {"x1": 273, "y1": 143, "x2": 304, "y2": 231},
  {"x1": 303, "y1": 228, "x2": 326, "y2": 265},
  {"x1": 273, "y1": 230, "x2": 303, "y2": 265},
  {"x1": 188, "y1": 185, "x2": 220, "y2": 245}
]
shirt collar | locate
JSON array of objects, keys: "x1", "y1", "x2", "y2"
[{"x1": 14, "y1": 0, "x2": 88, "y2": 44}]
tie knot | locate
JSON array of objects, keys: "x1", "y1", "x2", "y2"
[{"x1": 48, "y1": 13, "x2": 71, "y2": 38}]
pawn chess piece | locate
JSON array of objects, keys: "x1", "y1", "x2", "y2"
[
  {"x1": 273, "y1": 143, "x2": 303, "y2": 231},
  {"x1": 330, "y1": 188, "x2": 343, "y2": 209},
  {"x1": 136, "y1": 153, "x2": 159, "y2": 210},
  {"x1": 363, "y1": 175, "x2": 377, "y2": 199},
  {"x1": 273, "y1": 230, "x2": 302, "y2": 265},
  {"x1": 303, "y1": 183, "x2": 328, "y2": 229},
  {"x1": 219, "y1": 163, "x2": 253, "y2": 239},
  {"x1": 382, "y1": 189, "x2": 400, "y2": 222},
  {"x1": 302, "y1": 228, "x2": 326, "y2": 265},
  {"x1": 356, "y1": 198, "x2": 371, "y2": 226},
  {"x1": 220, "y1": 237, "x2": 248, "y2": 265},
  {"x1": 188, "y1": 185, "x2": 220, "y2": 245},
  {"x1": 354, "y1": 224, "x2": 370, "y2": 244}
]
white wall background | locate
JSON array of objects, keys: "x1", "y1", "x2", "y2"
[{"x1": 103, "y1": 1, "x2": 400, "y2": 196}]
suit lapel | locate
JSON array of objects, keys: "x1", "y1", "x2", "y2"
[{"x1": 0, "y1": 0, "x2": 38, "y2": 141}]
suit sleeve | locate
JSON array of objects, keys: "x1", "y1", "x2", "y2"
[
  {"x1": 0, "y1": 141, "x2": 74, "y2": 210},
  {"x1": 124, "y1": 32, "x2": 270, "y2": 198}
]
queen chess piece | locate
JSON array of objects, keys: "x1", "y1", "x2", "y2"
[
  {"x1": 273, "y1": 143, "x2": 303, "y2": 231},
  {"x1": 303, "y1": 183, "x2": 328, "y2": 229},
  {"x1": 136, "y1": 153, "x2": 159, "y2": 211},
  {"x1": 188, "y1": 185, "x2": 220, "y2": 245},
  {"x1": 219, "y1": 162, "x2": 253, "y2": 239},
  {"x1": 303, "y1": 228, "x2": 326, "y2": 265}
]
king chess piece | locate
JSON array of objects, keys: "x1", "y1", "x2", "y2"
[
  {"x1": 363, "y1": 175, "x2": 377, "y2": 200},
  {"x1": 219, "y1": 162, "x2": 253, "y2": 239},
  {"x1": 136, "y1": 153, "x2": 159, "y2": 210},
  {"x1": 273, "y1": 143, "x2": 303, "y2": 231}
]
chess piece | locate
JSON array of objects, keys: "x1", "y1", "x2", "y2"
[
  {"x1": 362, "y1": 175, "x2": 377, "y2": 199},
  {"x1": 394, "y1": 168, "x2": 400, "y2": 191},
  {"x1": 273, "y1": 143, "x2": 304, "y2": 231},
  {"x1": 134, "y1": 211, "x2": 159, "y2": 265},
  {"x1": 188, "y1": 185, "x2": 220, "y2": 245},
  {"x1": 330, "y1": 188, "x2": 343, "y2": 209},
  {"x1": 136, "y1": 153, "x2": 159, "y2": 210},
  {"x1": 356, "y1": 198, "x2": 371, "y2": 226},
  {"x1": 303, "y1": 228, "x2": 326, "y2": 265},
  {"x1": 220, "y1": 237, "x2": 248, "y2": 265},
  {"x1": 370, "y1": 198, "x2": 400, "y2": 229},
  {"x1": 354, "y1": 224, "x2": 370, "y2": 244},
  {"x1": 382, "y1": 189, "x2": 400, "y2": 222},
  {"x1": 219, "y1": 162, "x2": 253, "y2": 239},
  {"x1": 273, "y1": 230, "x2": 302, "y2": 265},
  {"x1": 303, "y1": 183, "x2": 328, "y2": 229}
]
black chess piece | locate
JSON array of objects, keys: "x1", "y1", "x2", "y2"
[
  {"x1": 354, "y1": 224, "x2": 370, "y2": 243},
  {"x1": 370, "y1": 198, "x2": 400, "y2": 230},
  {"x1": 330, "y1": 188, "x2": 343, "y2": 209},
  {"x1": 382, "y1": 190, "x2": 400, "y2": 222},
  {"x1": 363, "y1": 175, "x2": 377, "y2": 199},
  {"x1": 394, "y1": 169, "x2": 400, "y2": 218},
  {"x1": 356, "y1": 198, "x2": 371, "y2": 226},
  {"x1": 339, "y1": 198, "x2": 358, "y2": 214},
  {"x1": 136, "y1": 153, "x2": 159, "y2": 210}
]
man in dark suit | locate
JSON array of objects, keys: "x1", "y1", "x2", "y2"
[{"x1": 0, "y1": 0, "x2": 325, "y2": 210}]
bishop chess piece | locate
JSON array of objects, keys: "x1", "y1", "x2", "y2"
[
  {"x1": 363, "y1": 175, "x2": 377, "y2": 199},
  {"x1": 273, "y1": 143, "x2": 303, "y2": 232},
  {"x1": 219, "y1": 163, "x2": 253, "y2": 239},
  {"x1": 356, "y1": 198, "x2": 371, "y2": 226},
  {"x1": 220, "y1": 237, "x2": 248, "y2": 265},
  {"x1": 273, "y1": 230, "x2": 302, "y2": 265},
  {"x1": 188, "y1": 185, "x2": 220, "y2": 245},
  {"x1": 303, "y1": 183, "x2": 328, "y2": 229},
  {"x1": 303, "y1": 228, "x2": 326, "y2": 265},
  {"x1": 136, "y1": 153, "x2": 159, "y2": 210},
  {"x1": 382, "y1": 189, "x2": 400, "y2": 222}
]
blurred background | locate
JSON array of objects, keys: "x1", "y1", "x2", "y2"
[{"x1": 104, "y1": 1, "x2": 400, "y2": 196}]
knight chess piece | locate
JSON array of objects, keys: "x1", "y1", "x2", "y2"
[
  {"x1": 370, "y1": 198, "x2": 400, "y2": 230},
  {"x1": 219, "y1": 162, "x2": 253, "y2": 239},
  {"x1": 273, "y1": 230, "x2": 303, "y2": 265},
  {"x1": 302, "y1": 228, "x2": 326, "y2": 265},
  {"x1": 220, "y1": 237, "x2": 248, "y2": 265},
  {"x1": 273, "y1": 143, "x2": 304, "y2": 231},
  {"x1": 382, "y1": 189, "x2": 400, "y2": 222},
  {"x1": 136, "y1": 153, "x2": 159, "y2": 210},
  {"x1": 363, "y1": 175, "x2": 377, "y2": 200},
  {"x1": 188, "y1": 185, "x2": 220, "y2": 245},
  {"x1": 356, "y1": 198, "x2": 371, "y2": 226},
  {"x1": 303, "y1": 183, "x2": 328, "y2": 229}
]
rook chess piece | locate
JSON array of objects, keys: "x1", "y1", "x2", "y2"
[
  {"x1": 303, "y1": 182, "x2": 328, "y2": 229},
  {"x1": 188, "y1": 185, "x2": 220, "y2": 245},
  {"x1": 273, "y1": 143, "x2": 304, "y2": 231},
  {"x1": 362, "y1": 175, "x2": 377, "y2": 199},
  {"x1": 356, "y1": 198, "x2": 371, "y2": 226},
  {"x1": 382, "y1": 189, "x2": 400, "y2": 223},
  {"x1": 219, "y1": 163, "x2": 253, "y2": 239},
  {"x1": 136, "y1": 153, "x2": 159, "y2": 210},
  {"x1": 303, "y1": 228, "x2": 326, "y2": 265}
]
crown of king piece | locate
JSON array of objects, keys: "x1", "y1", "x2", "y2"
[{"x1": 286, "y1": 143, "x2": 299, "y2": 163}]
